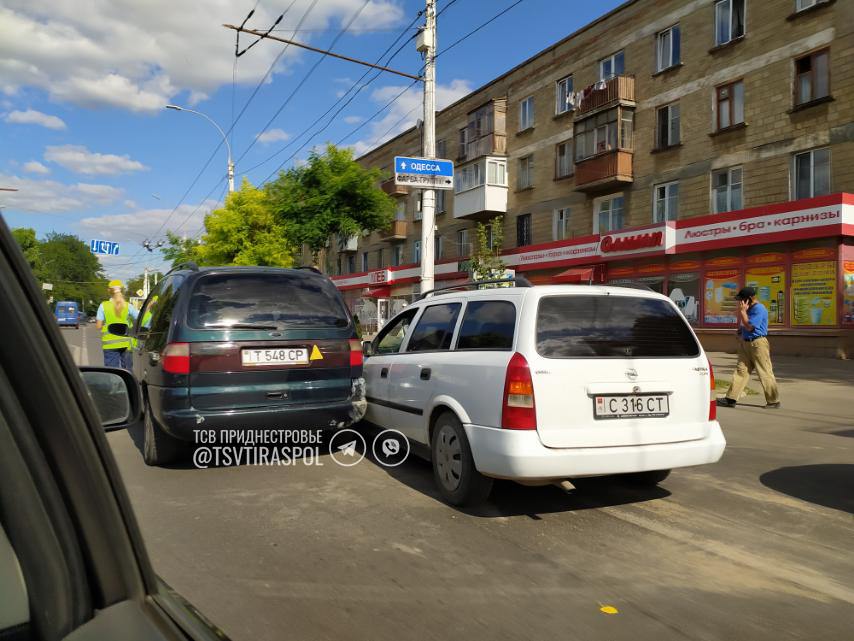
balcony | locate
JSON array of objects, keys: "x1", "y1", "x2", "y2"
[
  {"x1": 381, "y1": 219, "x2": 407, "y2": 240},
  {"x1": 381, "y1": 178, "x2": 409, "y2": 197},
  {"x1": 453, "y1": 184, "x2": 508, "y2": 220},
  {"x1": 574, "y1": 150, "x2": 634, "y2": 192},
  {"x1": 338, "y1": 234, "x2": 359, "y2": 252},
  {"x1": 575, "y1": 75, "x2": 635, "y2": 117},
  {"x1": 458, "y1": 132, "x2": 508, "y2": 162}
]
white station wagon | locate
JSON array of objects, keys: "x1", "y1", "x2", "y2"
[{"x1": 363, "y1": 281, "x2": 726, "y2": 506}]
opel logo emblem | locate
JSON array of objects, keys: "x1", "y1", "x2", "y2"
[{"x1": 625, "y1": 368, "x2": 638, "y2": 381}]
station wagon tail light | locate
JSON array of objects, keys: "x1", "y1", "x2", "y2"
[
  {"x1": 349, "y1": 339, "x2": 364, "y2": 368},
  {"x1": 162, "y1": 342, "x2": 191, "y2": 374},
  {"x1": 707, "y1": 357, "x2": 716, "y2": 421},
  {"x1": 502, "y1": 352, "x2": 537, "y2": 430}
]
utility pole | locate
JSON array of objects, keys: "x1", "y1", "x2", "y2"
[
  {"x1": 419, "y1": 0, "x2": 437, "y2": 294},
  {"x1": 143, "y1": 267, "x2": 150, "y2": 299}
]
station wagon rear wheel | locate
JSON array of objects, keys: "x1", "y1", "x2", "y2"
[
  {"x1": 431, "y1": 412, "x2": 492, "y2": 507},
  {"x1": 143, "y1": 398, "x2": 187, "y2": 466}
]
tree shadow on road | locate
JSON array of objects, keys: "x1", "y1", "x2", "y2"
[{"x1": 759, "y1": 464, "x2": 854, "y2": 515}]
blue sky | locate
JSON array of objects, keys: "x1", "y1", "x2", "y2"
[{"x1": 0, "y1": 0, "x2": 623, "y2": 279}]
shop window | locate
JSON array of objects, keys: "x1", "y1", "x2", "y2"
[
  {"x1": 712, "y1": 167, "x2": 743, "y2": 213},
  {"x1": 704, "y1": 269, "x2": 741, "y2": 324},
  {"x1": 596, "y1": 195, "x2": 624, "y2": 233},
  {"x1": 843, "y1": 260, "x2": 854, "y2": 325},
  {"x1": 655, "y1": 102, "x2": 680, "y2": 149},
  {"x1": 794, "y1": 49, "x2": 830, "y2": 106},
  {"x1": 599, "y1": 50, "x2": 625, "y2": 81},
  {"x1": 793, "y1": 148, "x2": 831, "y2": 199},
  {"x1": 516, "y1": 214, "x2": 532, "y2": 247},
  {"x1": 555, "y1": 141, "x2": 573, "y2": 179},
  {"x1": 668, "y1": 273, "x2": 701, "y2": 325},
  {"x1": 656, "y1": 25, "x2": 681, "y2": 72},
  {"x1": 792, "y1": 261, "x2": 837, "y2": 326},
  {"x1": 519, "y1": 96, "x2": 535, "y2": 131},
  {"x1": 716, "y1": 80, "x2": 744, "y2": 130},
  {"x1": 714, "y1": 0, "x2": 745, "y2": 47},
  {"x1": 556, "y1": 75, "x2": 574, "y2": 115},
  {"x1": 518, "y1": 155, "x2": 534, "y2": 190},
  {"x1": 746, "y1": 262, "x2": 786, "y2": 326},
  {"x1": 553, "y1": 208, "x2": 570, "y2": 241},
  {"x1": 654, "y1": 181, "x2": 679, "y2": 222},
  {"x1": 406, "y1": 303, "x2": 462, "y2": 352}
]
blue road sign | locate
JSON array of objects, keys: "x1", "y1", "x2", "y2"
[
  {"x1": 394, "y1": 156, "x2": 453, "y2": 177},
  {"x1": 90, "y1": 239, "x2": 120, "y2": 256}
]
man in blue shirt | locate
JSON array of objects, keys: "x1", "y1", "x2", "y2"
[{"x1": 718, "y1": 286, "x2": 780, "y2": 409}]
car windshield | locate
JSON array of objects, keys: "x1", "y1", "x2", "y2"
[
  {"x1": 187, "y1": 272, "x2": 350, "y2": 329},
  {"x1": 537, "y1": 294, "x2": 700, "y2": 358}
]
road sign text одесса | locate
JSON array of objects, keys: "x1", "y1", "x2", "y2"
[
  {"x1": 90, "y1": 239, "x2": 120, "y2": 256},
  {"x1": 394, "y1": 156, "x2": 454, "y2": 190}
]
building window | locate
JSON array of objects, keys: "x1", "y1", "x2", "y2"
[
  {"x1": 435, "y1": 234, "x2": 444, "y2": 259},
  {"x1": 794, "y1": 49, "x2": 830, "y2": 106},
  {"x1": 716, "y1": 80, "x2": 744, "y2": 130},
  {"x1": 395, "y1": 200, "x2": 406, "y2": 221},
  {"x1": 796, "y1": 0, "x2": 827, "y2": 11},
  {"x1": 516, "y1": 214, "x2": 532, "y2": 247},
  {"x1": 484, "y1": 224, "x2": 495, "y2": 250},
  {"x1": 712, "y1": 167, "x2": 743, "y2": 213},
  {"x1": 414, "y1": 191, "x2": 423, "y2": 221},
  {"x1": 555, "y1": 141, "x2": 573, "y2": 178},
  {"x1": 436, "y1": 139, "x2": 446, "y2": 158},
  {"x1": 455, "y1": 162, "x2": 482, "y2": 193},
  {"x1": 596, "y1": 195, "x2": 624, "y2": 233},
  {"x1": 655, "y1": 102, "x2": 680, "y2": 149},
  {"x1": 487, "y1": 159, "x2": 507, "y2": 186},
  {"x1": 347, "y1": 254, "x2": 356, "y2": 274},
  {"x1": 793, "y1": 148, "x2": 831, "y2": 199},
  {"x1": 436, "y1": 189, "x2": 446, "y2": 213},
  {"x1": 575, "y1": 107, "x2": 623, "y2": 160},
  {"x1": 553, "y1": 208, "x2": 570, "y2": 240},
  {"x1": 457, "y1": 127, "x2": 468, "y2": 160},
  {"x1": 361, "y1": 251, "x2": 369, "y2": 272},
  {"x1": 413, "y1": 240, "x2": 421, "y2": 264},
  {"x1": 336, "y1": 256, "x2": 342, "y2": 276},
  {"x1": 656, "y1": 25, "x2": 681, "y2": 72},
  {"x1": 391, "y1": 245, "x2": 403, "y2": 267},
  {"x1": 555, "y1": 75, "x2": 574, "y2": 114},
  {"x1": 653, "y1": 181, "x2": 679, "y2": 222},
  {"x1": 714, "y1": 0, "x2": 745, "y2": 46},
  {"x1": 599, "y1": 50, "x2": 625, "y2": 80},
  {"x1": 519, "y1": 96, "x2": 534, "y2": 131},
  {"x1": 457, "y1": 228, "x2": 470, "y2": 256},
  {"x1": 518, "y1": 155, "x2": 534, "y2": 190},
  {"x1": 377, "y1": 248, "x2": 384, "y2": 267}
]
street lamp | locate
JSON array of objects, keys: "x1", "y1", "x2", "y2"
[{"x1": 165, "y1": 105, "x2": 234, "y2": 193}]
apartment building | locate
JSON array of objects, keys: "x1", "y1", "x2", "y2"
[{"x1": 329, "y1": 0, "x2": 854, "y2": 356}]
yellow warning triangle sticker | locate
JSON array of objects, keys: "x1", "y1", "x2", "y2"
[{"x1": 309, "y1": 345, "x2": 323, "y2": 360}]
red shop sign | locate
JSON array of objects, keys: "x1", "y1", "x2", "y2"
[{"x1": 600, "y1": 231, "x2": 664, "y2": 254}]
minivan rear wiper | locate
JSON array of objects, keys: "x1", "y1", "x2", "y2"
[{"x1": 204, "y1": 323, "x2": 280, "y2": 330}]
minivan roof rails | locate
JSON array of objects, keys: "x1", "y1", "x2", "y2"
[
  {"x1": 165, "y1": 261, "x2": 199, "y2": 275},
  {"x1": 418, "y1": 276, "x2": 533, "y2": 301},
  {"x1": 609, "y1": 281, "x2": 655, "y2": 292}
]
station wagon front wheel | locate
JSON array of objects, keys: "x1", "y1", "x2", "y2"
[{"x1": 431, "y1": 412, "x2": 492, "y2": 507}]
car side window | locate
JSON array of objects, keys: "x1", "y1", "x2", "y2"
[
  {"x1": 374, "y1": 309, "x2": 417, "y2": 355},
  {"x1": 456, "y1": 300, "x2": 516, "y2": 350},
  {"x1": 406, "y1": 303, "x2": 461, "y2": 352},
  {"x1": 137, "y1": 279, "x2": 168, "y2": 334},
  {"x1": 140, "y1": 276, "x2": 183, "y2": 351}
]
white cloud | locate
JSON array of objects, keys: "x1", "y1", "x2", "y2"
[
  {"x1": 4, "y1": 108, "x2": 66, "y2": 129},
  {"x1": 350, "y1": 79, "x2": 473, "y2": 157},
  {"x1": 343, "y1": 115, "x2": 364, "y2": 125},
  {"x1": 22, "y1": 160, "x2": 50, "y2": 174},
  {"x1": 123, "y1": 199, "x2": 136, "y2": 209},
  {"x1": 256, "y1": 128, "x2": 291, "y2": 144},
  {"x1": 0, "y1": 1, "x2": 405, "y2": 113},
  {"x1": 44, "y1": 144, "x2": 148, "y2": 175},
  {"x1": 0, "y1": 173, "x2": 123, "y2": 212}
]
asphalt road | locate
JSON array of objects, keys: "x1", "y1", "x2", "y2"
[{"x1": 66, "y1": 325, "x2": 854, "y2": 641}]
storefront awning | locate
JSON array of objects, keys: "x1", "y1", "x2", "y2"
[
  {"x1": 552, "y1": 265, "x2": 604, "y2": 284},
  {"x1": 362, "y1": 287, "x2": 391, "y2": 298}
]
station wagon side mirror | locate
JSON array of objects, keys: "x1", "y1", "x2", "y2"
[
  {"x1": 362, "y1": 340, "x2": 374, "y2": 357},
  {"x1": 79, "y1": 367, "x2": 143, "y2": 431}
]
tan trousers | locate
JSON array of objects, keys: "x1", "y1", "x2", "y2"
[{"x1": 725, "y1": 337, "x2": 780, "y2": 404}]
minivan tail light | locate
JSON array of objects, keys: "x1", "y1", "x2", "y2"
[
  {"x1": 502, "y1": 352, "x2": 537, "y2": 430},
  {"x1": 707, "y1": 357, "x2": 716, "y2": 421},
  {"x1": 162, "y1": 342, "x2": 191, "y2": 374},
  {"x1": 349, "y1": 339, "x2": 364, "y2": 368}
]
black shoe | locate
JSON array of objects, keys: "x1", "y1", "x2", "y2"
[
  {"x1": 765, "y1": 402, "x2": 781, "y2": 409},
  {"x1": 716, "y1": 398, "x2": 737, "y2": 408}
]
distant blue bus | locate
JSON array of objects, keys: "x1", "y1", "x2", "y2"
[{"x1": 55, "y1": 301, "x2": 79, "y2": 328}]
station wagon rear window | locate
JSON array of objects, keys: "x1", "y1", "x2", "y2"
[
  {"x1": 536, "y1": 295, "x2": 700, "y2": 358},
  {"x1": 188, "y1": 273, "x2": 350, "y2": 329}
]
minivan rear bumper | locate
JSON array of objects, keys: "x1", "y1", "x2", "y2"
[{"x1": 464, "y1": 422, "x2": 726, "y2": 481}]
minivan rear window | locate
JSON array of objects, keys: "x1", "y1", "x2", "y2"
[
  {"x1": 188, "y1": 273, "x2": 350, "y2": 329},
  {"x1": 536, "y1": 295, "x2": 700, "y2": 358}
]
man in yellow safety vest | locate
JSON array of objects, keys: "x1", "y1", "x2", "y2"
[{"x1": 96, "y1": 280, "x2": 138, "y2": 370}]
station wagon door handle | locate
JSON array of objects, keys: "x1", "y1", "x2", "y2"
[
  {"x1": 420, "y1": 368, "x2": 432, "y2": 381},
  {"x1": 380, "y1": 367, "x2": 389, "y2": 378}
]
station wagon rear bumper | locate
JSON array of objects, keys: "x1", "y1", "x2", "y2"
[{"x1": 464, "y1": 422, "x2": 726, "y2": 481}]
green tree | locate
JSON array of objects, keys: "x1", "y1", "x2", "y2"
[
  {"x1": 161, "y1": 231, "x2": 202, "y2": 267},
  {"x1": 266, "y1": 144, "x2": 395, "y2": 262},
  {"x1": 12, "y1": 227, "x2": 42, "y2": 272},
  {"x1": 469, "y1": 215, "x2": 506, "y2": 281}
]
